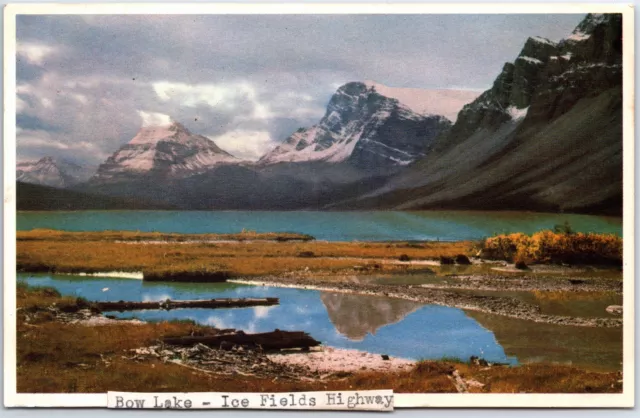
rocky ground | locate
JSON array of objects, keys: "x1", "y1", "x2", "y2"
[
  {"x1": 231, "y1": 268, "x2": 623, "y2": 328},
  {"x1": 422, "y1": 272, "x2": 623, "y2": 293},
  {"x1": 126, "y1": 343, "x2": 318, "y2": 381}
]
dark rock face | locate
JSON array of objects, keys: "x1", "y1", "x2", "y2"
[
  {"x1": 260, "y1": 82, "x2": 451, "y2": 170},
  {"x1": 356, "y1": 13, "x2": 623, "y2": 216}
]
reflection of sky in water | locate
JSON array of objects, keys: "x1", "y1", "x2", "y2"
[{"x1": 19, "y1": 273, "x2": 516, "y2": 364}]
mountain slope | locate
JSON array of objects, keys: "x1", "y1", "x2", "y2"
[
  {"x1": 259, "y1": 81, "x2": 452, "y2": 169},
  {"x1": 92, "y1": 121, "x2": 238, "y2": 182},
  {"x1": 16, "y1": 181, "x2": 172, "y2": 210},
  {"x1": 348, "y1": 13, "x2": 623, "y2": 215}
]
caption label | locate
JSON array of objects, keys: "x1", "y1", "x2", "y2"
[{"x1": 107, "y1": 390, "x2": 394, "y2": 411}]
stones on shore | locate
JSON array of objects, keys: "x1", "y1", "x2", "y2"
[
  {"x1": 470, "y1": 356, "x2": 489, "y2": 367},
  {"x1": 127, "y1": 343, "x2": 316, "y2": 380},
  {"x1": 606, "y1": 305, "x2": 623, "y2": 316}
]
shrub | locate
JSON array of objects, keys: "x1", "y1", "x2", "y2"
[
  {"x1": 297, "y1": 251, "x2": 315, "y2": 258},
  {"x1": 454, "y1": 254, "x2": 471, "y2": 265},
  {"x1": 398, "y1": 254, "x2": 411, "y2": 262},
  {"x1": 439, "y1": 256, "x2": 455, "y2": 265},
  {"x1": 553, "y1": 221, "x2": 575, "y2": 235},
  {"x1": 483, "y1": 231, "x2": 622, "y2": 265},
  {"x1": 514, "y1": 260, "x2": 528, "y2": 270}
]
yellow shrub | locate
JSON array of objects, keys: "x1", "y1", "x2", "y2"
[{"x1": 483, "y1": 231, "x2": 622, "y2": 265}]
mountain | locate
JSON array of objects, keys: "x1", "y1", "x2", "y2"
[
  {"x1": 16, "y1": 156, "x2": 95, "y2": 188},
  {"x1": 348, "y1": 13, "x2": 623, "y2": 215},
  {"x1": 259, "y1": 81, "x2": 452, "y2": 169},
  {"x1": 81, "y1": 84, "x2": 453, "y2": 209},
  {"x1": 320, "y1": 292, "x2": 423, "y2": 341},
  {"x1": 16, "y1": 181, "x2": 172, "y2": 210},
  {"x1": 92, "y1": 121, "x2": 238, "y2": 182}
]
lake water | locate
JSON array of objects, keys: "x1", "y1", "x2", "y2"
[
  {"x1": 17, "y1": 210, "x2": 622, "y2": 242},
  {"x1": 19, "y1": 273, "x2": 622, "y2": 371}
]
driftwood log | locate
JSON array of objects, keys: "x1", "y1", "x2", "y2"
[
  {"x1": 162, "y1": 330, "x2": 321, "y2": 351},
  {"x1": 96, "y1": 297, "x2": 279, "y2": 312}
]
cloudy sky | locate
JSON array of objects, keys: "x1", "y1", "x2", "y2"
[{"x1": 16, "y1": 13, "x2": 584, "y2": 164}]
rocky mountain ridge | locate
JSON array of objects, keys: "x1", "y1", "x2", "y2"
[
  {"x1": 16, "y1": 156, "x2": 94, "y2": 188},
  {"x1": 259, "y1": 81, "x2": 452, "y2": 169},
  {"x1": 345, "y1": 13, "x2": 623, "y2": 215},
  {"x1": 19, "y1": 14, "x2": 623, "y2": 215}
]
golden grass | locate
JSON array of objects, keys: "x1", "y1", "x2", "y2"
[
  {"x1": 16, "y1": 285, "x2": 621, "y2": 394},
  {"x1": 454, "y1": 362, "x2": 621, "y2": 393},
  {"x1": 17, "y1": 230, "x2": 473, "y2": 277},
  {"x1": 483, "y1": 231, "x2": 622, "y2": 265}
]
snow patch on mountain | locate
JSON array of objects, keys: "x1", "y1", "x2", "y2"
[
  {"x1": 517, "y1": 56, "x2": 544, "y2": 65},
  {"x1": 531, "y1": 36, "x2": 557, "y2": 46},
  {"x1": 506, "y1": 106, "x2": 529, "y2": 121},
  {"x1": 567, "y1": 31, "x2": 591, "y2": 42}
]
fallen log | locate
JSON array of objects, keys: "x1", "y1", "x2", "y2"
[
  {"x1": 144, "y1": 271, "x2": 231, "y2": 282},
  {"x1": 162, "y1": 329, "x2": 321, "y2": 351},
  {"x1": 96, "y1": 297, "x2": 279, "y2": 312}
]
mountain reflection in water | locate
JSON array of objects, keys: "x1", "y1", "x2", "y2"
[{"x1": 320, "y1": 292, "x2": 424, "y2": 341}]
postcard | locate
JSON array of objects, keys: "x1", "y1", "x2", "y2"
[{"x1": 3, "y1": 2, "x2": 635, "y2": 409}]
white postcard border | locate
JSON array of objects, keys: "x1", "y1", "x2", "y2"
[{"x1": 3, "y1": 2, "x2": 635, "y2": 409}]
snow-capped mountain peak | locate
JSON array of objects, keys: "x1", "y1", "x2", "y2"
[
  {"x1": 259, "y1": 81, "x2": 452, "y2": 168},
  {"x1": 93, "y1": 120, "x2": 238, "y2": 181},
  {"x1": 566, "y1": 13, "x2": 610, "y2": 42},
  {"x1": 17, "y1": 156, "x2": 95, "y2": 188}
]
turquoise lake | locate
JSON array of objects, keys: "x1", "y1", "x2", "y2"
[{"x1": 17, "y1": 210, "x2": 622, "y2": 241}]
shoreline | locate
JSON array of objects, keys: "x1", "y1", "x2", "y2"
[
  {"x1": 228, "y1": 277, "x2": 622, "y2": 328},
  {"x1": 16, "y1": 287, "x2": 623, "y2": 394}
]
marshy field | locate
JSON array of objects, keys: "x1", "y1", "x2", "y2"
[{"x1": 15, "y1": 226, "x2": 624, "y2": 394}]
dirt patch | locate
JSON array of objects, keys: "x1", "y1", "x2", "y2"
[{"x1": 268, "y1": 346, "x2": 414, "y2": 374}]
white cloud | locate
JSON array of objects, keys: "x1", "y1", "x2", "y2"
[
  {"x1": 18, "y1": 129, "x2": 70, "y2": 150},
  {"x1": 137, "y1": 110, "x2": 172, "y2": 127},
  {"x1": 17, "y1": 42, "x2": 56, "y2": 65},
  {"x1": 253, "y1": 306, "x2": 273, "y2": 319},
  {"x1": 71, "y1": 93, "x2": 89, "y2": 105},
  {"x1": 16, "y1": 96, "x2": 28, "y2": 112},
  {"x1": 154, "y1": 81, "x2": 255, "y2": 108},
  {"x1": 210, "y1": 130, "x2": 275, "y2": 161}
]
